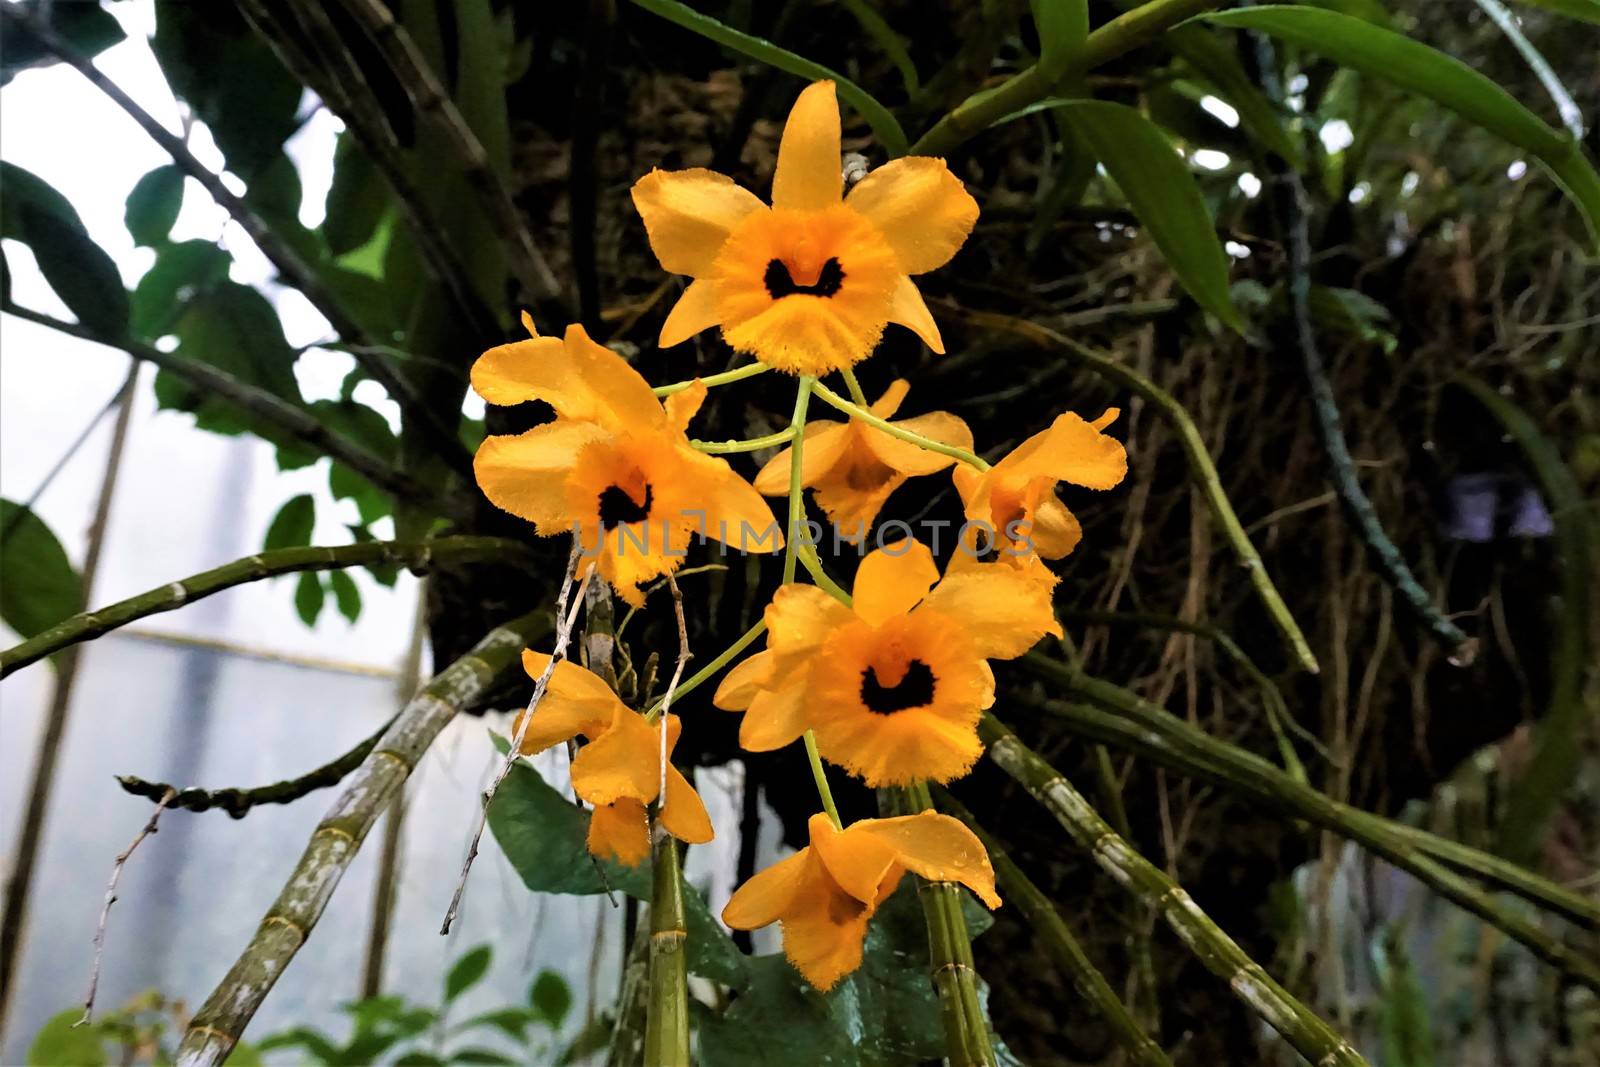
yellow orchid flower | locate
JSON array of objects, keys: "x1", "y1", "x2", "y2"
[
  {"x1": 751, "y1": 379, "x2": 973, "y2": 539},
  {"x1": 631, "y1": 81, "x2": 979, "y2": 376},
  {"x1": 471, "y1": 317, "x2": 781, "y2": 605},
  {"x1": 514, "y1": 652, "x2": 713, "y2": 866},
  {"x1": 948, "y1": 409, "x2": 1128, "y2": 580},
  {"x1": 723, "y1": 811, "x2": 1001, "y2": 991},
  {"x1": 713, "y1": 539, "x2": 1060, "y2": 785}
]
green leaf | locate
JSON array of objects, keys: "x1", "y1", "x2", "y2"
[
  {"x1": 1375, "y1": 934, "x2": 1434, "y2": 1067},
  {"x1": 156, "y1": 281, "x2": 305, "y2": 438},
  {"x1": 328, "y1": 569, "x2": 362, "y2": 623},
  {"x1": 629, "y1": 0, "x2": 908, "y2": 156},
  {"x1": 839, "y1": 0, "x2": 919, "y2": 95},
  {"x1": 130, "y1": 239, "x2": 231, "y2": 340},
  {"x1": 1162, "y1": 25, "x2": 1302, "y2": 164},
  {"x1": 829, "y1": 884, "x2": 948, "y2": 1066},
  {"x1": 0, "y1": 500, "x2": 84, "y2": 643},
  {"x1": 324, "y1": 133, "x2": 390, "y2": 256},
  {"x1": 528, "y1": 970, "x2": 572, "y2": 1029},
  {"x1": 125, "y1": 165, "x2": 185, "y2": 247},
  {"x1": 1203, "y1": 6, "x2": 1600, "y2": 248},
  {"x1": 0, "y1": 161, "x2": 129, "y2": 336},
  {"x1": 330, "y1": 463, "x2": 390, "y2": 526},
  {"x1": 1031, "y1": 0, "x2": 1089, "y2": 65},
  {"x1": 1042, "y1": 100, "x2": 1241, "y2": 330},
  {"x1": 25, "y1": 1009, "x2": 107, "y2": 1067},
  {"x1": 294, "y1": 571, "x2": 325, "y2": 627},
  {"x1": 1, "y1": 2, "x2": 125, "y2": 85},
  {"x1": 348, "y1": 524, "x2": 399, "y2": 587},
  {"x1": 151, "y1": 4, "x2": 301, "y2": 181},
  {"x1": 1513, "y1": 0, "x2": 1600, "y2": 23},
  {"x1": 264, "y1": 494, "x2": 315, "y2": 552},
  {"x1": 698, "y1": 956, "x2": 852, "y2": 1067},
  {"x1": 445, "y1": 945, "x2": 493, "y2": 1002},
  {"x1": 257, "y1": 1026, "x2": 343, "y2": 1062},
  {"x1": 453, "y1": 1007, "x2": 535, "y2": 1042},
  {"x1": 448, "y1": 1050, "x2": 517, "y2": 1066}
]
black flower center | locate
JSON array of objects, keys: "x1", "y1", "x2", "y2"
[
  {"x1": 598, "y1": 484, "x2": 652, "y2": 529},
  {"x1": 860, "y1": 659, "x2": 936, "y2": 714},
  {"x1": 764, "y1": 257, "x2": 845, "y2": 299}
]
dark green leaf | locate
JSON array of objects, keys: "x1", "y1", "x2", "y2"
[
  {"x1": 25, "y1": 1009, "x2": 107, "y2": 1067},
  {"x1": 151, "y1": 4, "x2": 301, "y2": 181},
  {"x1": 454, "y1": 1008, "x2": 534, "y2": 1042},
  {"x1": 1203, "y1": 6, "x2": 1600, "y2": 247},
  {"x1": 1031, "y1": 0, "x2": 1088, "y2": 64},
  {"x1": 489, "y1": 757, "x2": 651, "y2": 897},
  {"x1": 330, "y1": 463, "x2": 390, "y2": 526},
  {"x1": 553, "y1": 1012, "x2": 614, "y2": 1065},
  {"x1": 294, "y1": 572, "x2": 325, "y2": 627},
  {"x1": 1163, "y1": 25, "x2": 1301, "y2": 164},
  {"x1": 1047, "y1": 100, "x2": 1241, "y2": 330},
  {"x1": 257, "y1": 1026, "x2": 342, "y2": 1062},
  {"x1": 447, "y1": 1049, "x2": 517, "y2": 1065},
  {"x1": 264, "y1": 494, "x2": 315, "y2": 552},
  {"x1": 328, "y1": 569, "x2": 362, "y2": 623},
  {"x1": 1, "y1": 161, "x2": 129, "y2": 335},
  {"x1": 393, "y1": 1055, "x2": 446, "y2": 1067},
  {"x1": 528, "y1": 970, "x2": 572, "y2": 1029},
  {"x1": 838, "y1": 0, "x2": 919, "y2": 95},
  {"x1": 1376, "y1": 935, "x2": 1434, "y2": 1067},
  {"x1": 0, "y1": 499, "x2": 84, "y2": 642},
  {"x1": 445, "y1": 945, "x2": 493, "y2": 1002},
  {"x1": 831, "y1": 884, "x2": 947, "y2": 1066},
  {"x1": 1, "y1": 2, "x2": 125, "y2": 85},
  {"x1": 683, "y1": 881, "x2": 750, "y2": 990},
  {"x1": 324, "y1": 133, "x2": 390, "y2": 256},
  {"x1": 125, "y1": 165, "x2": 185, "y2": 247},
  {"x1": 698, "y1": 956, "x2": 852, "y2": 1067},
  {"x1": 130, "y1": 239, "x2": 231, "y2": 340},
  {"x1": 1513, "y1": 0, "x2": 1600, "y2": 24},
  {"x1": 157, "y1": 282, "x2": 304, "y2": 438},
  {"x1": 348, "y1": 524, "x2": 399, "y2": 587}
]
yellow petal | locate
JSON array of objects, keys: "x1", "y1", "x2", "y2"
[
  {"x1": 867, "y1": 379, "x2": 911, "y2": 419},
  {"x1": 474, "y1": 422, "x2": 609, "y2": 530},
  {"x1": 1028, "y1": 492, "x2": 1083, "y2": 559},
  {"x1": 852, "y1": 539, "x2": 939, "y2": 626},
  {"x1": 571, "y1": 705, "x2": 659, "y2": 806},
  {"x1": 519, "y1": 309, "x2": 539, "y2": 337},
  {"x1": 661, "y1": 765, "x2": 714, "y2": 844},
  {"x1": 723, "y1": 849, "x2": 812, "y2": 929},
  {"x1": 631, "y1": 167, "x2": 765, "y2": 276},
  {"x1": 684, "y1": 450, "x2": 784, "y2": 552},
  {"x1": 779, "y1": 854, "x2": 874, "y2": 991},
  {"x1": 811, "y1": 815, "x2": 901, "y2": 905},
  {"x1": 885, "y1": 276, "x2": 944, "y2": 353},
  {"x1": 663, "y1": 378, "x2": 707, "y2": 432},
  {"x1": 470, "y1": 336, "x2": 567, "y2": 407},
  {"x1": 753, "y1": 421, "x2": 851, "y2": 495},
  {"x1": 998, "y1": 411, "x2": 1128, "y2": 491},
  {"x1": 812, "y1": 470, "x2": 903, "y2": 539},
  {"x1": 847, "y1": 157, "x2": 978, "y2": 274},
  {"x1": 767, "y1": 584, "x2": 854, "y2": 652},
  {"x1": 920, "y1": 571, "x2": 1063, "y2": 660},
  {"x1": 739, "y1": 677, "x2": 810, "y2": 752},
  {"x1": 588, "y1": 798, "x2": 650, "y2": 866},
  {"x1": 659, "y1": 278, "x2": 723, "y2": 348},
  {"x1": 713, "y1": 649, "x2": 777, "y2": 709},
  {"x1": 863, "y1": 411, "x2": 973, "y2": 476},
  {"x1": 513, "y1": 653, "x2": 620, "y2": 752},
  {"x1": 853, "y1": 812, "x2": 1001, "y2": 908},
  {"x1": 772, "y1": 81, "x2": 842, "y2": 212}
]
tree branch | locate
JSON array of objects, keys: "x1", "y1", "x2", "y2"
[
  {"x1": 980, "y1": 714, "x2": 1369, "y2": 1067},
  {"x1": 0, "y1": 3, "x2": 474, "y2": 474},
  {"x1": 0, "y1": 301, "x2": 472, "y2": 524},
  {"x1": 333, "y1": 0, "x2": 570, "y2": 313},
  {"x1": 173, "y1": 609, "x2": 550, "y2": 1067}
]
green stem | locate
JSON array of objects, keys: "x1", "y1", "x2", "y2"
[
  {"x1": 1, "y1": 537, "x2": 530, "y2": 677},
  {"x1": 644, "y1": 835, "x2": 690, "y2": 1067},
  {"x1": 935, "y1": 788, "x2": 1172, "y2": 1067},
  {"x1": 839, "y1": 367, "x2": 871, "y2": 406},
  {"x1": 643, "y1": 619, "x2": 766, "y2": 718},
  {"x1": 691, "y1": 427, "x2": 796, "y2": 454},
  {"x1": 811, "y1": 382, "x2": 989, "y2": 470},
  {"x1": 962, "y1": 308, "x2": 1318, "y2": 673},
  {"x1": 783, "y1": 378, "x2": 816, "y2": 584},
  {"x1": 796, "y1": 543, "x2": 852, "y2": 603},
  {"x1": 653, "y1": 361, "x2": 771, "y2": 396},
  {"x1": 979, "y1": 715, "x2": 1369, "y2": 1067},
  {"x1": 1076, "y1": 0, "x2": 1226, "y2": 73},
  {"x1": 804, "y1": 733, "x2": 843, "y2": 829},
  {"x1": 896, "y1": 782, "x2": 996, "y2": 1067},
  {"x1": 1017, "y1": 657, "x2": 1600, "y2": 962}
]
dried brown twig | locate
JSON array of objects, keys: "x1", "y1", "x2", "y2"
[{"x1": 79, "y1": 788, "x2": 177, "y2": 1026}]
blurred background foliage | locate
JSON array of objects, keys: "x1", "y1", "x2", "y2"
[{"x1": 2, "y1": 0, "x2": 1597, "y2": 1064}]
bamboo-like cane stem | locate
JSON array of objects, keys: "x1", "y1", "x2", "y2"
[
  {"x1": 644, "y1": 836, "x2": 690, "y2": 1066},
  {"x1": 172, "y1": 611, "x2": 549, "y2": 1067},
  {"x1": 0, "y1": 301, "x2": 469, "y2": 522},
  {"x1": 2, "y1": 537, "x2": 529, "y2": 677},
  {"x1": 946, "y1": 305, "x2": 1320, "y2": 674},
  {"x1": 334, "y1": 0, "x2": 568, "y2": 310},
  {"x1": 935, "y1": 788, "x2": 1173, "y2": 1067},
  {"x1": 0, "y1": 5, "x2": 467, "y2": 466},
  {"x1": 979, "y1": 716, "x2": 1369, "y2": 1067},
  {"x1": 890, "y1": 783, "x2": 996, "y2": 1067},
  {"x1": 1017, "y1": 659, "x2": 1600, "y2": 974}
]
